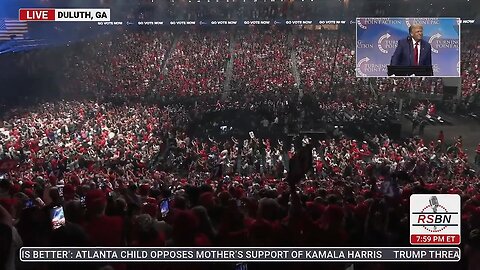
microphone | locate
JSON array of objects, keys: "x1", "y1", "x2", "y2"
[
  {"x1": 429, "y1": 196, "x2": 439, "y2": 230},
  {"x1": 429, "y1": 196, "x2": 439, "y2": 213}
]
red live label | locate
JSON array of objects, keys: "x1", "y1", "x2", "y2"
[
  {"x1": 19, "y1": 9, "x2": 55, "y2": 21},
  {"x1": 411, "y1": 234, "x2": 460, "y2": 244}
]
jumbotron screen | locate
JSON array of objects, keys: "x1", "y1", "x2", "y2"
[{"x1": 356, "y1": 17, "x2": 461, "y2": 77}]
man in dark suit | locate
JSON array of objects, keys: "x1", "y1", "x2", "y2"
[{"x1": 390, "y1": 24, "x2": 432, "y2": 67}]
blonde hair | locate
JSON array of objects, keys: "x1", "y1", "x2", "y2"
[{"x1": 409, "y1": 24, "x2": 423, "y2": 35}]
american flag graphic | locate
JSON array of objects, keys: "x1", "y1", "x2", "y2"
[{"x1": 0, "y1": 19, "x2": 29, "y2": 41}]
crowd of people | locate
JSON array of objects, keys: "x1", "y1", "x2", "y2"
[
  {"x1": 2, "y1": 28, "x2": 478, "y2": 102},
  {"x1": 1, "y1": 91, "x2": 480, "y2": 269},
  {"x1": 461, "y1": 30, "x2": 480, "y2": 99},
  {"x1": 374, "y1": 77, "x2": 444, "y2": 95},
  {"x1": 1, "y1": 26, "x2": 480, "y2": 270},
  {"x1": 163, "y1": 31, "x2": 230, "y2": 97},
  {"x1": 294, "y1": 31, "x2": 336, "y2": 93},
  {"x1": 231, "y1": 30, "x2": 296, "y2": 95},
  {"x1": 62, "y1": 31, "x2": 174, "y2": 98}
]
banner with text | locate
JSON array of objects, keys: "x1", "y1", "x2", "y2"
[
  {"x1": 20, "y1": 247, "x2": 460, "y2": 262},
  {"x1": 19, "y1": 8, "x2": 110, "y2": 22}
]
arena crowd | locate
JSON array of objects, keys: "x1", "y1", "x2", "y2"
[{"x1": 0, "y1": 26, "x2": 480, "y2": 270}]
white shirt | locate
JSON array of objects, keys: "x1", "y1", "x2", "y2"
[{"x1": 412, "y1": 39, "x2": 421, "y2": 64}]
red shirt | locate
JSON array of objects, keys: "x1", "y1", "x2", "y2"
[{"x1": 83, "y1": 215, "x2": 124, "y2": 246}]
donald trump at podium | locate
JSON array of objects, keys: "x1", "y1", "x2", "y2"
[{"x1": 390, "y1": 24, "x2": 432, "y2": 67}]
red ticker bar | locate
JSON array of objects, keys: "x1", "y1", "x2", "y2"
[
  {"x1": 19, "y1": 9, "x2": 55, "y2": 21},
  {"x1": 411, "y1": 235, "x2": 460, "y2": 245}
]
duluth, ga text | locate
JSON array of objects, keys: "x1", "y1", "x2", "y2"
[{"x1": 57, "y1": 10, "x2": 108, "y2": 20}]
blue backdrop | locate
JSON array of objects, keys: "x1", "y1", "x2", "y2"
[{"x1": 356, "y1": 17, "x2": 460, "y2": 77}]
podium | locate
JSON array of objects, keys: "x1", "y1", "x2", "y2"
[{"x1": 387, "y1": 65, "x2": 433, "y2": 76}]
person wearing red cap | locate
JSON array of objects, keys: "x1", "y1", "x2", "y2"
[
  {"x1": 141, "y1": 197, "x2": 158, "y2": 218},
  {"x1": 138, "y1": 183, "x2": 151, "y2": 205},
  {"x1": 82, "y1": 189, "x2": 124, "y2": 246},
  {"x1": 81, "y1": 189, "x2": 126, "y2": 270},
  {"x1": 63, "y1": 184, "x2": 76, "y2": 202},
  {"x1": 317, "y1": 204, "x2": 348, "y2": 246},
  {"x1": 168, "y1": 209, "x2": 209, "y2": 247},
  {"x1": 248, "y1": 218, "x2": 276, "y2": 246},
  {"x1": 198, "y1": 192, "x2": 216, "y2": 210},
  {"x1": 22, "y1": 180, "x2": 34, "y2": 189},
  {"x1": 23, "y1": 188, "x2": 35, "y2": 199}
]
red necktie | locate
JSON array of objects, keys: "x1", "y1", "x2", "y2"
[{"x1": 414, "y1": 42, "x2": 419, "y2": 65}]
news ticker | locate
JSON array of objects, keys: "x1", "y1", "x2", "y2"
[{"x1": 20, "y1": 247, "x2": 460, "y2": 262}]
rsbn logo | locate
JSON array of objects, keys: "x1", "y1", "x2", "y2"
[
  {"x1": 410, "y1": 194, "x2": 461, "y2": 245},
  {"x1": 412, "y1": 196, "x2": 457, "y2": 233}
]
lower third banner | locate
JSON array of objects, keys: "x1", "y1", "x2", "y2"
[{"x1": 20, "y1": 247, "x2": 460, "y2": 262}]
